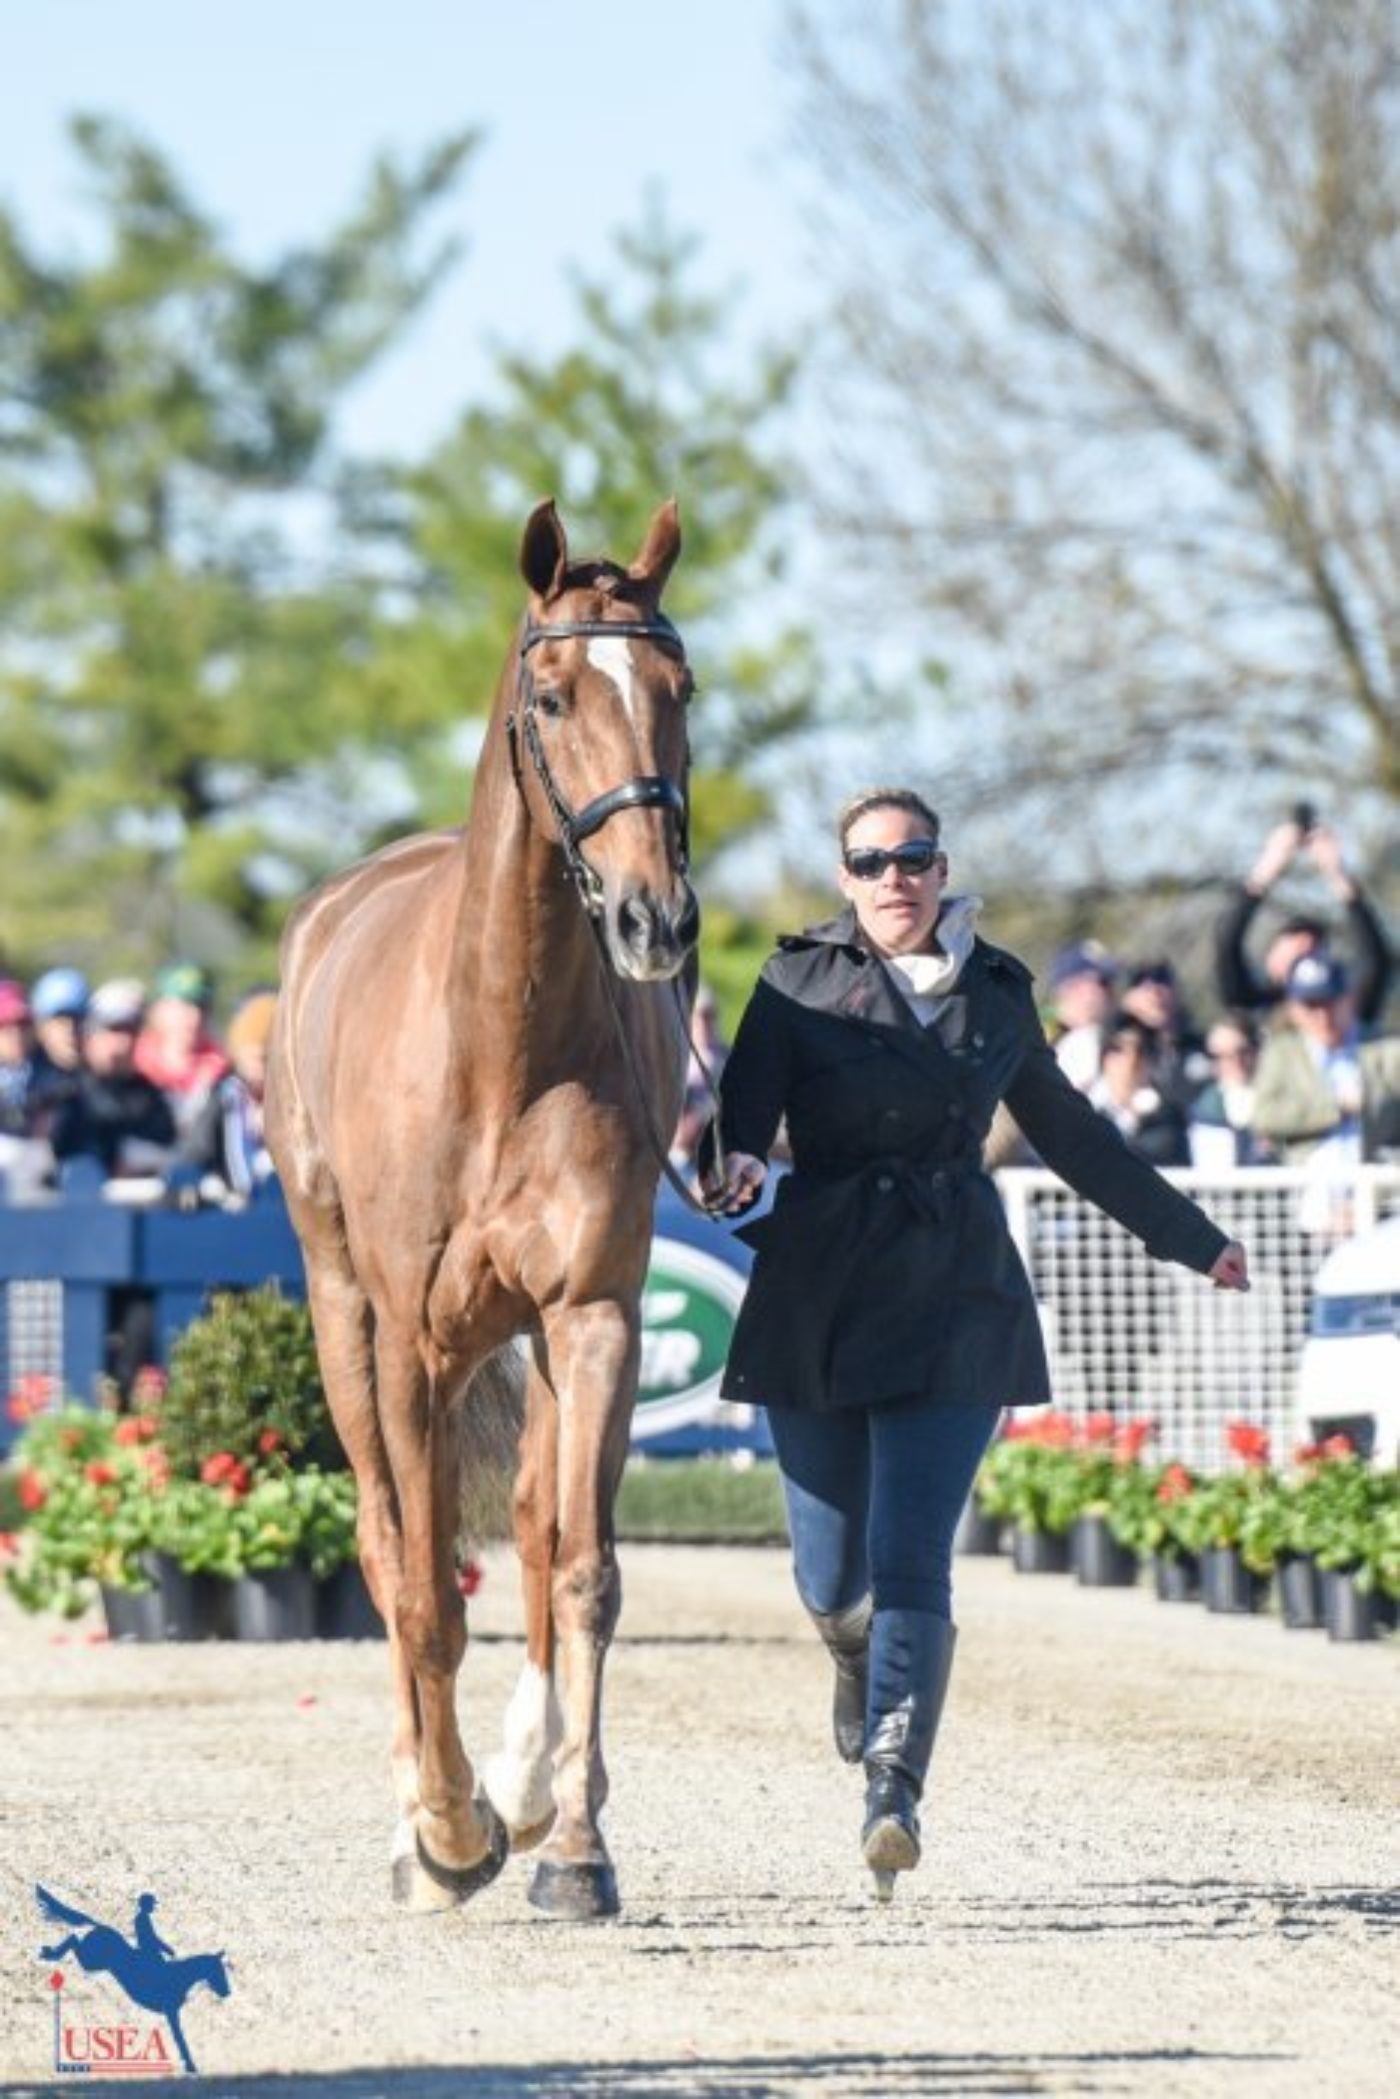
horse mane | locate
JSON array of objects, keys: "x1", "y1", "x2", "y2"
[{"x1": 550, "y1": 558, "x2": 650, "y2": 607}]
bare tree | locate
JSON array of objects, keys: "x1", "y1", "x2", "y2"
[{"x1": 787, "y1": 0, "x2": 1399, "y2": 884}]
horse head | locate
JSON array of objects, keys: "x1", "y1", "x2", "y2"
[{"x1": 516, "y1": 499, "x2": 700, "y2": 982}]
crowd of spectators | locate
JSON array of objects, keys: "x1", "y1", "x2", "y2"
[
  {"x1": 1038, "y1": 816, "x2": 1398, "y2": 1189},
  {"x1": 0, "y1": 962, "x2": 277, "y2": 1208},
  {"x1": 1, "y1": 812, "x2": 1395, "y2": 1214}
]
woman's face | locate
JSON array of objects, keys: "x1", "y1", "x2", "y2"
[{"x1": 837, "y1": 805, "x2": 948, "y2": 957}]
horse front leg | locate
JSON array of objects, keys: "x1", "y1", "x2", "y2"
[
  {"x1": 377, "y1": 1331, "x2": 508, "y2": 1913},
  {"x1": 528, "y1": 1300, "x2": 636, "y2": 1921},
  {"x1": 483, "y1": 1342, "x2": 562, "y2": 1852}
]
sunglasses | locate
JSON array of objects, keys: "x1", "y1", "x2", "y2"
[{"x1": 843, "y1": 840, "x2": 942, "y2": 881}]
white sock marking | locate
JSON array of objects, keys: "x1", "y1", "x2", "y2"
[{"x1": 482, "y1": 1662, "x2": 563, "y2": 1832}]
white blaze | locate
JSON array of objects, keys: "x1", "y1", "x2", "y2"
[{"x1": 586, "y1": 635, "x2": 637, "y2": 724}]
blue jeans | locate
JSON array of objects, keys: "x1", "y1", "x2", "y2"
[{"x1": 767, "y1": 1396, "x2": 1003, "y2": 1621}]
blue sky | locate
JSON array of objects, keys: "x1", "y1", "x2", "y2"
[{"x1": 6, "y1": 0, "x2": 813, "y2": 459}]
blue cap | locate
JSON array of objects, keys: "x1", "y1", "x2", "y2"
[
  {"x1": 30, "y1": 967, "x2": 90, "y2": 1021},
  {"x1": 1286, "y1": 954, "x2": 1349, "y2": 1005},
  {"x1": 1049, "y1": 940, "x2": 1118, "y2": 991}
]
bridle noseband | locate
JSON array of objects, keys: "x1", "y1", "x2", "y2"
[{"x1": 507, "y1": 615, "x2": 690, "y2": 919}]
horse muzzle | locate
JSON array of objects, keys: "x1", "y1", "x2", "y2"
[{"x1": 608, "y1": 882, "x2": 700, "y2": 982}]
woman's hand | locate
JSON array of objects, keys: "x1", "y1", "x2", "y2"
[
  {"x1": 1209, "y1": 1240, "x2": 1250, "y2": 1291},
  {"x1": 705, "y1": 1150, "x2": 767, "y2": 1214}
]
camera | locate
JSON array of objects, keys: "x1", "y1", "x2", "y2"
[{"x1": 1291, "y1": 800, "x2": 1318, "y2": 837}]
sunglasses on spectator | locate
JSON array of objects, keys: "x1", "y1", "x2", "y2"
[{"x1": 843, "y1": 841, "x2": 943, "y2": 881}]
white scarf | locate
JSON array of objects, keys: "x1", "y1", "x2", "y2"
[{"x1": 884, "y1": 894, "x2": 983, "y2": 1013}]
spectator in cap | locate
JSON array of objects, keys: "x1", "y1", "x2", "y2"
[
  {"x1": 1252, "y1": 956, "x2": 1400, "y2": 1170},
  {"x1": 51, "y1": 979, "x2": 176, "y2": 1183},
  {"x1": 28, "y1": 967, "x2": 90, "y2": 1124},
  {"x1": 1215, "y1": 813, "x2": 1392, "y2": 1026},
  {"x1": 1118, "y1": 959, "x2": 1212, "y2": 1113},
  {"x1": 177, "y1": 990, "x2": 279, "y2": 1202},
  {"x1": 133, "y1": 961, "x2": 229, "y2": 1135},
  {"x1": 1047, "y1": 940, "x2": 1119, "y2": 1092}
]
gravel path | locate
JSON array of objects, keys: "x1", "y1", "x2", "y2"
[{"x1": 1, "y1": 1544, "x2": 1396, "y2": 2097}]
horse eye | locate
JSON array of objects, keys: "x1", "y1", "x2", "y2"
[{"x1": 536, "y1": 691, "x2": 565, "y2": 719}]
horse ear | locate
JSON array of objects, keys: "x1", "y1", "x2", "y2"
[
  {"x1": 520, "y1": 500, "x2": 570, "y2": 601},
  {"x1": 627, "y1": 498, "x2": 682, "y2": 596}
]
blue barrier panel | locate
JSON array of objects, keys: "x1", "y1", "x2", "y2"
[{"x1": 0, "y1": 1181, "x2": 773, "y2": 1461}]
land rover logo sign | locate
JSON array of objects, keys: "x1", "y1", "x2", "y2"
[{"x1": 635, "y1": 1237, "x2": 747, "y2": 1436}]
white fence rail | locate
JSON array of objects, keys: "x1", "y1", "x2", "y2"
[{"x1": 998, "y1": 1166, "x2": 1400, "y2": 1471}]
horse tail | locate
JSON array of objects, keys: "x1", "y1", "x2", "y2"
[{"x1": 457, "y1": 1342, "x2": 526, "y2": 1546}]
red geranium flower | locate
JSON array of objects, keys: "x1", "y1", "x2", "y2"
[
  {"x1": 18, "y1": 1471, "x2": 48, "y2": 1512},
  {"x1": 1082, "y1": 1412, "x2": 1117, "y2": 1444},
  {"x1": 257, "y1": 1429, "x2": 283, "y2": 1456},
  {"x1": 201, "y1": 1452, "x2": 239, "y2": 1485},
  {"x1": 1156, "y1": 1462, "x2": 1194, "y2": 1504},
  {"x1": 1320, "y1": 1433, "x2": 1355, "y2": 1461},
  {"x1": 1113, "y1": 1420, "x2": 1157, "y2": 1463},
  {"x1": 222, "y1": 1462, "x2": 252, "y2": 1500},
  {"x1": 6, "y1": 1372, "x2": 56, "y2": 1423},
  {"x1": 114, "y1": 1415, "x2": 158, "y2": 1446},
  {"x1": 84, "y1": 1461, "x2": 118, "y2": 1486},
  {"x1": 1226, "y1": 1421, "x2": 1271, "y2": 1466},
  {"x1": 130, "y1": 1366, "x2": 168, "y2": 1405}
]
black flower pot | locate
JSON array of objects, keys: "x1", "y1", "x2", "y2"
[
  {"x1": 1323, "y1": 1567, "x2": 1382, "y2": 1644},
  {"x1": 1275, "y1": 1553, "x2": 1324, "y2": 1631},
  {"x1": 234, "y1": 1565, "x2": 317, "y2": 1642},
  {"x1": 1072, "y1": 1515, "x2": 1138, "y2": 1588},
  {"x1": 315, "y1": 1560, "x2": 385, "y2": 1641},
  {"x1": 955, "y1": 1503, "x2": 1004, "y2": 1557},
  {"x1": 1011, "y1": 1525, "x2": 1072, "y2": 1574},
  {"x1": 150, "y1": 1554, "x2": 236, "y2": 1641},
  {"x1": 100, "y1": 1581, "x2": 167, "y2": 1643},
  {"x1": 1201, "y1": 1546, "x2": 1267, "y2": 1615},
  {"x1": 1152, "y1": 1553, "x2": 1200, "y2": 1604}
]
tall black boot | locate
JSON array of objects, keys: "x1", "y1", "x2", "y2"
[
  {"x1": 806, "y1": 1597, "x2": 871, "y2": 1764},
  {"x1": 861, "y1": 1610, "x2": 957, "y2": 1894}
]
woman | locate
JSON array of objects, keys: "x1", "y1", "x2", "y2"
[{"x1": 703, "y1": 788, "x2": 1248, "y2": 1899}]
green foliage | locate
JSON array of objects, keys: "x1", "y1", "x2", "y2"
[
  {"x1": 0, "y1": 116, "x2": 476, "y2": 976},
  {"x1": 975, "y1": 1437, "x2": 1085, "y2": 1538},
  {"x1": 159, "y1": 1287, "x2": 339, "y2": 1477},
  {"x1": 1289, "y1": 1456, "x2": 1400, "y2": 1597},
  {"x1": 616, "y1": 1457, "x2": 788, "y2": 1541},
  {"x1": 3, "y1": 1406, "x2": 165, "y2": 1613}
]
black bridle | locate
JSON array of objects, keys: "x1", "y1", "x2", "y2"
[
  {"x1": 507, "y1": 615, "x2": 690, "y2": 920},
  {"x1": 503, "y1": 610, "x2": 727, "y2": 1217}
]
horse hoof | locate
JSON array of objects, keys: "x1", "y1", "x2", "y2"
[
  {"x1": 527, "y1": 1858, "x2": 620, "y2": 1920},
  {"x1": 409, "y1": 1796, "x2": 510, "y2": 1909},
  {"x1": 392, "y1": 1851, "x2": 464, "y2": 1913},
  {"x1": 508, "y1": 1810, "x2": 556, "y2": 1855}
]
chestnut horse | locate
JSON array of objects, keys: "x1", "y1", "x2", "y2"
[{"x1": 265, "y1": 500, "x2": 698, "y2": 1919}]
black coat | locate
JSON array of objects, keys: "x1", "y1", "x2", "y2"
[{"x1": 712, "y1": 910, "x2": 1228, "y2": 1415}]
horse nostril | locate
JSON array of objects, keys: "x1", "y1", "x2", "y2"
[
  {"x1": 676, "y1": 887, "x2": 701, "y2": 950},
  {"x1": 618, "y1": 894, "x2": 656, "y2": 954}
]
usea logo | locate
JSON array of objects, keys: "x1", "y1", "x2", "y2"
[
  {"x1": 635, "y1": 1237, "x2": 747, "y2": 1435},
  {"x1": 36, "y1": 1883, "x2": 230, "y2": 2077}
]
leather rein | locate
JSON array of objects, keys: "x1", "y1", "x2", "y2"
[{"x1": 505, "y1": 614, "x2": 727, "y2": 1217}]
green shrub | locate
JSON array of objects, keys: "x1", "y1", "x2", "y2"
[{"x1": 159, "y1": 1286, "x2": 341, "y2": 1477}]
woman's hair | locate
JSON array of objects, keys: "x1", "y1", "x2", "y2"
[{"x1": 837, "y1": 787, "x2": 942, "y2": 851}]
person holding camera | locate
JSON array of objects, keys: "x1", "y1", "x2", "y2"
[
  {"x1": 702, "y1": 786, "x2": 1249, "y2": 1900},
  {"x1": 1215, "y1": 807, "x2": 1392, "y2": 1027}
]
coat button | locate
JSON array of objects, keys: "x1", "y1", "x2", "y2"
[
  {"x1": 875, "y1": 1173, "x2": 894, "y2": 1192},
  {"x1": 971, "y1": 1032, "x2": 985, "y2": 1048},
  {"x1": 945, "y1": 1102, "x2": 964, "y2": 1121}
]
